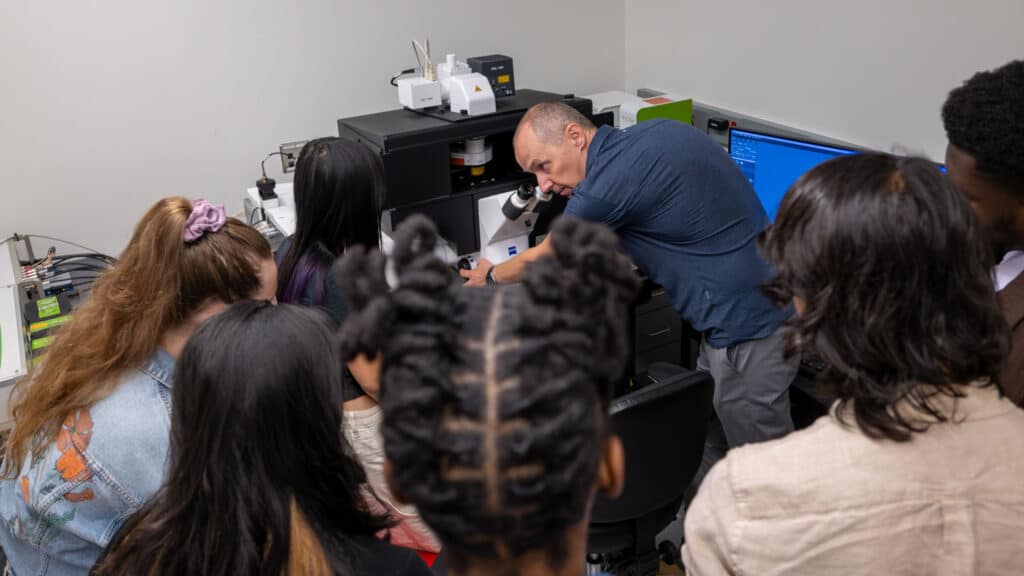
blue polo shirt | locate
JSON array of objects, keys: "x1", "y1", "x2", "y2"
[{"x1": 565, "y1": 120, "x2": 789, "y2": 348}]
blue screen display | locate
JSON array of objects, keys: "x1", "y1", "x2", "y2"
[
  {"x1": 729, "y1": 129, "x2": 948, "y2": 220},
  {"x1": 729, "y1": 129, "x2": 857, "y2": 221}
]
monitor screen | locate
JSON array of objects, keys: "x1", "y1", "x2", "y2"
[{"x1": 729, "y1": 129, "x2": 858, "y2": 221}]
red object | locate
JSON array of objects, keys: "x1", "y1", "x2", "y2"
[
  {"x1": 416, "y1": 550, "x2": 439, "y2": 567},
  {"x1": 644, "y1": 96, "x2": 673, "y2": 105}
]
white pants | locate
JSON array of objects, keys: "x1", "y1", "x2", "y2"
[{"x1": 343, "y1": 405, "x2": 441, "y2": 553}]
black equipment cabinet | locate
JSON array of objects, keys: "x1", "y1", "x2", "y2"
[{"x1": 337, "y1": 90, "x2": 610, "y2": 255}]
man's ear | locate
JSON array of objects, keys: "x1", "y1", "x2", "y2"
[
  {"x1": 597, "y1": 434, "x2": 625, "y2": 499},
  {"x1": 383, "y1": 459, "x2": 411, "y2": 505},
  {"x1": 565, "y1": 123, "x2": 585, "y2": 150}
]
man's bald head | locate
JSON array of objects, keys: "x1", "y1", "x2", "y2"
[
  {"x1": 513, "y1": 103, "x2": 596, "y2": 197},
  {"x1": 515, "y1": 102, "x2": 596, "y2": 144}
]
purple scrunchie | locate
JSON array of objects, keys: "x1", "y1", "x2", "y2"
[{"x1": 183, "y1": 199, "x2": 227, "y2": 242}]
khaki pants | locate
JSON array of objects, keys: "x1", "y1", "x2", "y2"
[{"x1": 343, "y1": 405, "x2": 441, "y2": 553}]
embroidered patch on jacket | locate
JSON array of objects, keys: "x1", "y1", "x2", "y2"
[{"x1": 55, "y1": 408, "x2": 95, "y2": 502}]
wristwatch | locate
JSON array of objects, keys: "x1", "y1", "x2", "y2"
[{"x1": 485, "y1": 266, "x2": 497, "y2": 285}]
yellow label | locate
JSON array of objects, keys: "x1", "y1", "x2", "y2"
[
  {"x1": 29, "y1": 315, "x2": 72, "y2": 334},
  {"x1": 470, "y1": 166, "x2": 486, "y2": 176},
  {"x1": 497, "y1": 74, "x2": 510, "y2": 84},
  {"x1": 474, "y1": 85, "x2": 482, "y2": 92}
]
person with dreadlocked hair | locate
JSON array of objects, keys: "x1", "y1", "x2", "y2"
[{"x1": 336, "y1": 214, "x2": 639, "y2": 576}]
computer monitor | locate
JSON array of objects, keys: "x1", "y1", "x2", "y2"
[{"x1": 729, "y1": 129, "x2": 860, "y2": 221}]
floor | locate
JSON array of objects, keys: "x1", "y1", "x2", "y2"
[{"x1": 660, "y1": 561, "x2": 686, "y2": 575}]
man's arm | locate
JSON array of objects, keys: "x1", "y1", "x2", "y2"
[{"x1": 459, "y1": 235, "x2": 554, "y2": 286}]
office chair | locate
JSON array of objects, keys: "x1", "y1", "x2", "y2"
[{"x1": 587, "y1": 362, "x2": 714, "y2": 576}]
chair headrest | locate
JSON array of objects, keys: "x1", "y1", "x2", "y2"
[{"x1": 610, "y1": 363, "x2": 711, "y2": 415}]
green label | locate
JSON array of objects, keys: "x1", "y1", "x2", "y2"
[
  {"x1": 37, "y1": 297, "x2": 61, "y2": 319},
  {"x1": 29, "y1": 315, "x2": 72, "y2": 334},
  {"x1": 31, "y1": 335, "x2": 55, "y2": 351}
]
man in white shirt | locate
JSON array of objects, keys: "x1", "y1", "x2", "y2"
[{"x1": 943, "y1": 59, "x2": 1024, "y2": 401}]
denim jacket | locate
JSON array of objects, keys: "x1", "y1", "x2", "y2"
[{"x1": 0, "y1": 349, "x2": 174, "y2": 575}]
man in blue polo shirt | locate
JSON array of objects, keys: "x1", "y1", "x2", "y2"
[{"x1": 461, "y1": 102, "x2": 797, "y2": 455}]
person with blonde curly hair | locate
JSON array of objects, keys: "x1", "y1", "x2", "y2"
[{"x1": 0, "y1": 197, "x2": 277, "y2": 575}]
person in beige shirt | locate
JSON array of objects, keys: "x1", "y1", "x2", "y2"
[{"x1": 683, "y1": 153, "x2": 1024, "y2": 576}]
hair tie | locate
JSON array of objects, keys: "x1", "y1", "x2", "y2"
[{"x1": 183, "y1": 199, "x2": 226, "y2": 242}]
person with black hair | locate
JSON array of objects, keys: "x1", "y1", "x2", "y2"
[
  {"x1": 276, "y1": 136, "x2": 385, "y2": 403},
  {"x1": 336, "y1": 215, "x2": 639, "y2": 576},
  {"x1": 682, "y1": 154, "x2": 1024, "y2": 575},
  {"x1": 275, "y1": 136, "x2": 439, "y2": 552},
  {"x1": 91, "y1": 301, "x2": 432, "y2": 576},
  {"x1": 943, "y1": 59, "x2": 1024, "y2": 403}
]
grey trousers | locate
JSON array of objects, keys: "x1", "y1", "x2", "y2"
[
  {"x1": 697, "y1": 323, "x2": 799, "y2": 448},
  {"x1": 685, "y1": 324, "x2": 799, "y2": 505},
  {"x1": 662, "y1": 324, "x2": 801, "y2": 554}
]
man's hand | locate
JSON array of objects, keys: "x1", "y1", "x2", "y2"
[
  {"x1": 460, "y1": 258, "x2": 493, "y2": 287},
  {"x1": 458, "y1": 239, "x2": 552, "y2": 287}
]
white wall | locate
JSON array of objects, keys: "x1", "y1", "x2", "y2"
[
  {"x1": 11, "y1": 0, "x2": 1019, "y2": 257},
  {"x1": 625, "y1": 0, "x2": 1024, "y2": 160},
  {"x1": 0, "y1": 0, "x2": 624, "y2": 256}
]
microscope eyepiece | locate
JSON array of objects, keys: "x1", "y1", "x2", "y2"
[
  {"x1": 502, "y1": 184, "x2": 536, "y2": 220},
  {"x1": 516, "y1": 183, "x2": 534, "y2": 200}
]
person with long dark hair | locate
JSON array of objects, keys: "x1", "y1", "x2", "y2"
[
  {"x1": 335, "y1": 215, "x2": 638, "y2": 576},
  {"x1": 682, "y1": 154, "x2": 1024, "y2": 575},
  {"x1": 92, "y1": 301, "x2": 431, "y2": 576},
  {"x1": 275, "y1": 136, "x2": 438, "y2": 552},
  {"x1": 276, "y1": 136, "x2": 383, "y2": 321}
]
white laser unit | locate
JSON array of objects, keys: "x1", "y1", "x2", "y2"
[
  {"x1": 449, "y1": 73, "x2": 496, "y2": 116},
  {"x1": 397, "y1": 76, "x2": 443, "y2": 110}
]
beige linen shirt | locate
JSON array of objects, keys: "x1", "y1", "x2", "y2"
[{"x1": 682, "y1": 384, "x2": 1024, "y2": 575}]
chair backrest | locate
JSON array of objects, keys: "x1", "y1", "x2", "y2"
[{"x1": 590, "y1": 363, "x2": 714, "y2": 524}]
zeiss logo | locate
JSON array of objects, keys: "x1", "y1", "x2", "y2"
[{"x1": 508, "y1": 246, "x2": 518, "y2": 256}]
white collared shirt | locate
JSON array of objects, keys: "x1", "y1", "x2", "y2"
[{"x1": 995, "y1": 250, "x2": 1024, "y2": 292}]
